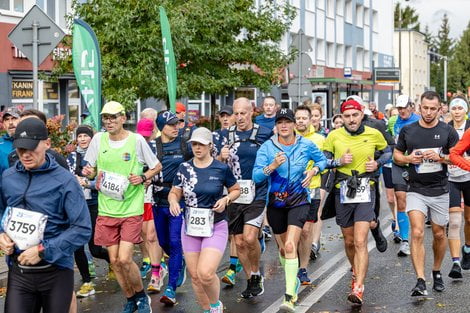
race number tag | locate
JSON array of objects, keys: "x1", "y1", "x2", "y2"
[
  {"x1": 234, "y1": 180, "x2": 255, "y2": 204},
  {"x1": 340, "y1": 178, "x2": 371, "y2": 204},
  {"x1": 1, "y1": 207, "x2": 48, "y2": 250},
  {"x1": 82, "y1": 187, "x2": 92, "y2": 200},
  {"x1": 97, "y1": 171, "x2": 129, "y2": 201},
  {"x1": 448, "y1": 164, "x2": 469, "y2": 177},
  {"x1": 415, "y1": 148, "x2": 442, "y2": 174},
  {"x1": 184, "y1": 207, "x2": 214, "y2": 238}
]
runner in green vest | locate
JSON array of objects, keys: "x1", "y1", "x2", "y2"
[{"x1": 83, "y1": 101, "x2": 161, "y2": 313}]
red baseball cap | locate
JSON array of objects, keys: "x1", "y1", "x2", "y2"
[
  {"x1": 176, "y1": 102, "x2": 186, "y2": 113},
  {"x1": 340, "y1": 99, "x2": 362, "y2": 113},
  {"x1": 136, "y1": 118, "x2": 154, "y2": 137}
]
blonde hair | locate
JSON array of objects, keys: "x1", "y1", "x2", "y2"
[{"x1": 308, "y1": 103, "x2": 323, "y2": 116}]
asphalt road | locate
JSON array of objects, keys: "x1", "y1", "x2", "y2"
[{"x1": 1, "y1": 187, "x2": 469, "y2": 313}]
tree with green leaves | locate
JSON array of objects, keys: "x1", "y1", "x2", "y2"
[
  {"x1": 57, "y1": 0, "x2": 295, "y2": 110},
  {"x1": 449, "y1": 22, "x2": 470, "y2": 95},
  {"x1": 430, "y1": 14, "x2": 454, "y2": 99},
  {"x1": 394, "y1": 3, "x2": 420, "y2": 31}
]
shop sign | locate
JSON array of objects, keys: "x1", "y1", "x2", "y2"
[{"x1": 12, "y1": 80, "x2": 33, "y2": 99}]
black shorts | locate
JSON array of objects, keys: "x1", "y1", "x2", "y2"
[
  {"x1": 449, "y1": 180, "x2": 470, "y2": 208},
  {"x1": 334, "y1": 187, "x2": 376, "y2": 228},
  {"x1": 382, "y1": 166, "x2": 394, "y2": 189},
  {"x1": 267, "y1": 204, "x2": 309, "y2": 235},
  {"x1": 5, "y1": 263, "x2": 74, "y2": 313},
  {"x1": 306, "y1": 199, "x2": 321, "y2": 223},
  {"x1": 227, "y1": 200, "x2": 265, "y2": 235},
  {"x1": 392, "y1": 164, "x2": 409, "y2": 192}
]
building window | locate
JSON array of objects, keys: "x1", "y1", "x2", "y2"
[
  {"x1": 0, "y1": 0, "x2": 24, "y2": 12},
  {"x1": 37, "y1": 0, "x2": 68, "y2": 29},
  {"x1": 336, "y1": 0, "x2": 344, "y2": 16},
  {"x1": 327, "y1": 0, "x2": 335, "y2": 17},
  {"x1": 356, "y1": 5, "x2": 363, "y2": 28},
  {"x1": 372, "y1": 10, "x2": 378, "y2": 32},
  {"x1": 345, "y1": 45, "x2": 352, "y2": 67},
  {"x1": 336, "y1": 44, "x2": 344, "y2": 65},
  {"x1": 327, "y1": 42, "x2": 334, "y2": 67},
  {"x1": 345, "y1": 0, "x2": 353, "y2": 24},
  {"x1": 364, "y1": 8, "x2": 370, "y2": 26},
  {"x1": 356, "y1": 47, "x2": 363, "y2": 71},
  {"x1": 316, "y1": 0, "x2": 324, "y2": 10},
  {"x1": 317, "y1": 39, "x2": 325, "y2": 61},
  {"x1": 364, "y1": 50, "x2": 370, "y2": 69}
]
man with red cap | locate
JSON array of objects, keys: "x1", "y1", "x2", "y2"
[{"x1": 322, "y1": 99, "x2": 391, "y2": 306}]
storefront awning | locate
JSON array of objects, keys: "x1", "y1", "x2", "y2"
[{"x1": 308, "y1": 77, "x2": 374, "y2": 85}]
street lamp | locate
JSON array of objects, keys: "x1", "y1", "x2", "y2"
[{"x1": 397, "y1": 0, "x2": 410, "y2": 96}]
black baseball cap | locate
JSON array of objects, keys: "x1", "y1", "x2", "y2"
[
  {"x1": 275, "y1": 108, "x2": 295, "y2": 123},
  {"x1": 219, "y1": 106, "x2": 233, "y2": 115},
  {"x1": 13, "y1": 118, "x2": 48, "y2": 150}
]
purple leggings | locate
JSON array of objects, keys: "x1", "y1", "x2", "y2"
[{"x1": 181, "y1": 220, "x2": 228, "y2": 254}]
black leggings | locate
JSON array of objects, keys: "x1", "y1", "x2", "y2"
[
  {"x1": 74, "y1": 204, "x2": 110, "y2": 282},
  {"x1": 5, "y1": 264, "x2": 74, "y2": 313}
]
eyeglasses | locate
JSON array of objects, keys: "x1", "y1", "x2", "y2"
[{"x1": 101, "y1": 114, "x2": 121, "y2": 122}]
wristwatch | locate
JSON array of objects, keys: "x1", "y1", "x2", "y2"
[
  {"x1": 140, "y1": 174, "x2": 147, "y2": 183},
  {"x1": 38, "y1": 243, "x2": 45, "y2": 259}
]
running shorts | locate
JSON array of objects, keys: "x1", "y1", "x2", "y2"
[
  {"x1": 95, "y1": 215, "x2": 143, "y2": 246},
  {"x1": 334, "y1": 187, "x2": 376, "y2": 228},
  {"x1": 181, "y1": 220, "x2": 228, "y2": 254},
  {"x1": 227, "y1": 200, "x2": 265, "y2": 235},
  {"x1": 267, "y1": 204, "x2": 310, "y2": 235}
]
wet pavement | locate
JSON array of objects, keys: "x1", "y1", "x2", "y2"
[{"x1": 1, "y1": 187, "x2": 469, "y2": 313}]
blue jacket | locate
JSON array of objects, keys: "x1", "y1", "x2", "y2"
[
  {"x1": 0, "y1": 134, "x2": 14, "y2": 175},
  {"x1": 0, "y1": 153, "x2": 91, "y2": 270},
  {"x1": 394, "y1": 113, "x2": 420, "y2": 137},
  {"x1": 253, "y1": 134, "x2": 327, "y2": 209}
]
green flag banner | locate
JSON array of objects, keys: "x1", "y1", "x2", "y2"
[
  {"x1": 72, "y1": 19, "x2": 102, "y2": 130},
  {"x1": 160, "y1": 7, "x2": 177, "y2": 112}
]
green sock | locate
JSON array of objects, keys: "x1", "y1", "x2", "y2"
[
  {"x1": 285, "y1": 258, "x2": 299, "y2": 296},
  {"x1": 279, "y1": 253, "x2": 286, "y2": 267},
  {"x1": 210, "y1": 301, "x2": 220, "y2": 308},
  {"x1": 142, "y1": 257, "x2": 150, "y2": 264}
]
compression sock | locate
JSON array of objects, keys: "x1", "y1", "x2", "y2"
[
  {"x1": 151, "y1": 264, "x2": 161, "y2": 277},
  {"x1": 279, "y1": 253, "x2": 286, "y2": 268},
  {"x1": 285, "y1": 258, "x2": 299, "y2": 296},
  {"x1": 229, "y1": 256, "x2": 238, "y2": 271},
  {"x1": 397, "y1": 211, "x2": 410, "y2": 241}
]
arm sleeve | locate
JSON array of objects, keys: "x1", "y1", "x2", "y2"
[
  {"x1": 136, "y1": 135, "x2": 160, "y2": 169},
  {"x1": 450, "y1": 129, "x2": 470, "y2": 171},
  {"x1": 225, "y1": 165, "x2": 237, "y2": 189},
  {"x1": 376, "y1": 146, "x2": 392, "y2": 166},
  {"x1": 394, "y1": 127, "x2": 407, "y2": 152},
  {"x1": 308, "y1": 141, "x2": 327, "y2": 171},
  {"x1": 41, "y1": 179, "x2": 91, "y2": 264},
  {"x1": 252, "y1": 142, "x2": 270, "y2": 183},
  {"x1": 84, "y1": 134, "x2": 101, "y2": 166}
]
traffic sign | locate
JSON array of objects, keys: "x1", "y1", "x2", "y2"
[
  {"x1": 287, "y1": 77, "x2": 311, "y2": 100},
  {"x1": 344, "y1": 67, "x2": 352, "y2": 78},
  {"x1": 8, "y1": 5, "x2": 65, "y2": 109},
  {"x1": 288, "y1": 55, "x2": 313, "y2": 78},
  {"x1": 375, "y1": 67, "x2": 400, "y2": 83},
  {"x1": 8, "y1": 5, "x2": 65, "y2": 64}
]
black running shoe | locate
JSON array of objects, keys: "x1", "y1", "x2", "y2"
[
  {"x1": 371, "y1": 220, "x2": 388, "y2": 253},
  {"x1": 461, "y1": 246, "x2": 470, "y2": 270},
  {"x1": 448, "y1": 263, "x2": 463, "y2": 279},
  {"x1": 432, "y1": 272, "x2": 445, "y2": 292},
  {"x1": 411, "y1": 278, "x2": 428, "y2": 296},
  {"x1": 250, "y1": 274, "x2": 264, "y2": 296},
  {"x1": 241, "y1": 278, "x2": 254, "y2": 299}
]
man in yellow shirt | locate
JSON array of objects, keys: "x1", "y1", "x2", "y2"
[
  {"x1": 294, "y1": 105, "x2": 325, "y2": 285},
  {"x1": 323, "y1": 99, "x2": 391, "y2": 306}
]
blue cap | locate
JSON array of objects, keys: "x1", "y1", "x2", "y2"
[{"x1": 156, "y1": 111, "x2": 179, "y2": 131}]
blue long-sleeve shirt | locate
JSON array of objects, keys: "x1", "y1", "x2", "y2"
[
  {"x1": 253, "y1": 134, "x2": 326, "y2": 209},
  {"x1": 0, "y1": 153, "x2": 91, "y2": 270}
]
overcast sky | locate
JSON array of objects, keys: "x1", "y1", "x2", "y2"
[{"x1": 397, "y1": 0, "x2": 470, "y2": 39}]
